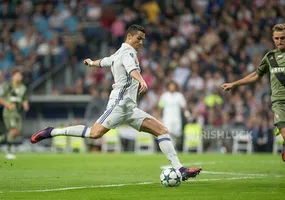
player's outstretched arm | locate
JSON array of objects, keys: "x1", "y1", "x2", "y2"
[
  {"x1": 221, "y1": 71, "x2": 261, "y2": 91},
  {"x1": 129, "y1": 70, "x2": 148, "y2": 94}
]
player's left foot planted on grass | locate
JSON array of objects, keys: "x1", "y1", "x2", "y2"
[
  {"x1": 179, "y1": 167, "x2": 202, "y2": 181},
  {"x1": 30, "y1": 127, "x2": 54, "y2": 144}
]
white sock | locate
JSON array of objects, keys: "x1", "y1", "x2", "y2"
[
  {"x1": 51, "y1": 125, "x2": 91, "y2": 138},
  {"x1": 157, "y1": 134, "x2": 183, "y2": 169}
]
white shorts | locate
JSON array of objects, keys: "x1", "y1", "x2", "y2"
[{"x1": 96, "y1": 100, "x2": 154, "y2": 130}]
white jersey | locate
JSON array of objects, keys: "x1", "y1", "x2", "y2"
[
  {"x1": 100, "y1": 43, "x2": 140, "y2": 105},
  {"x1": 159, "y1": 91, "x2": 186, "y2": 120}
]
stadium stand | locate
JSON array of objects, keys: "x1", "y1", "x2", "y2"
[{"x1": 1, "y1": 0, "x2": 283, "y2": 153}]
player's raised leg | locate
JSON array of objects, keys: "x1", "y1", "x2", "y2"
[
  {"x1": 30, "y1": 102, "x2": 125, "y2": 143},
  {"x1": 140, "y1": 117, "x2": 202, "y2": 181},
  {"x1": 30, "y1": 123, "x2": 109, "y2": 143}
]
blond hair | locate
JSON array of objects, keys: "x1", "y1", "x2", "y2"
[{"x1": 272, "y1": 23, "x2": 285, "y2": 32}]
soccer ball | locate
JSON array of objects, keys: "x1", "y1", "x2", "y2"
[{"x1": 160, "y1": 167, "x2": 182, "y2": 187}]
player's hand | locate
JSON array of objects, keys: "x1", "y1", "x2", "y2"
[
  {"x1": 83, "y1": 58, "x2": 93, "y2": 67},
  {"x1": 139, "y1": 81, "x2": 148, "y2": 95},
  {"x1": 6, "y1": 103, "x2": 16, "y2": 111},
  {"x1": 221, "y1": 83, "x2": 236, "y2": 91}
]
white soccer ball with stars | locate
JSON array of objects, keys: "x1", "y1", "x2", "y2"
[{"x1": 160, "y1": 167, "x2": 182, "y2": 187}]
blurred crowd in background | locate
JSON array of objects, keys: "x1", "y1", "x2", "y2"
[{"x1": 1, "y1": 0, "x2": 284, "y2": 152}]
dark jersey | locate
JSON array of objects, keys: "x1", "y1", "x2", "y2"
[
  {"x1": 1, "y1": 82, "x2": 27, "y2": 113},
  {"x1": 256, "y1": 49, "x2": 285, "y2": 103}
]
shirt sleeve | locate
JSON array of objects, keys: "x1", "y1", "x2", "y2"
[
  {"x1": 99, "y1": 55, "x2": 114, "y2": 68},
  {"x1": 256, "y1": 54, "x2": 269, "y2": 77},
  {"x1": 122, "y1": 52, "x2": 139, "y2": 74}
]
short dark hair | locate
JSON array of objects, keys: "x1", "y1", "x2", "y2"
[
  {"x1": 126, "y1": 24, "x2": 145, "y2": 35},
  {"x1": 12, "y1": 69, "x2": 21, "y2": 76}
]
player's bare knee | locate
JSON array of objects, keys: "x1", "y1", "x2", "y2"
[{"x1": 156, "y1": 126, "x2": 169, "y2": 136}]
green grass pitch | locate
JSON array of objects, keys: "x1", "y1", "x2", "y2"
[{"x1": 0, "y1": 153, "x2": 284, "y2": 200}]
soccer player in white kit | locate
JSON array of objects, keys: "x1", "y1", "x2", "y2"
[
  {"x1": 159, "y1": 81, "x2": 189, "y2": 150},
  {"x1": 30, "y1": 25, "x2": 201, "y2": 181}
]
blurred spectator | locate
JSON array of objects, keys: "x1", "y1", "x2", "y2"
[
  {"x1": 159, "y1": 81, "x2": 188, "y2": 150},
  {"x1": 251, "y1": 117, "x2": 273, "y2": 152},
  {"x1": 141, "y1": 0, "x2": 161, "y2": 25},
  {"x1": 187, "y1": 63, "x2": 204, "y2": 92},
  {"x1": 86, "y1": 0, "x2": 102, "y2": 22},
  {"x1": 111, "y1": 16, "x2": 126, "y2": 48}
]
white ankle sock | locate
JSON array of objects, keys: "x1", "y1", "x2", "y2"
[
  {"x1": 51, "y1": 125, "x2": 91, "y2": 138},
  {"x1": 157, "y1": 134, "x2": 183, "y2": 169}
]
